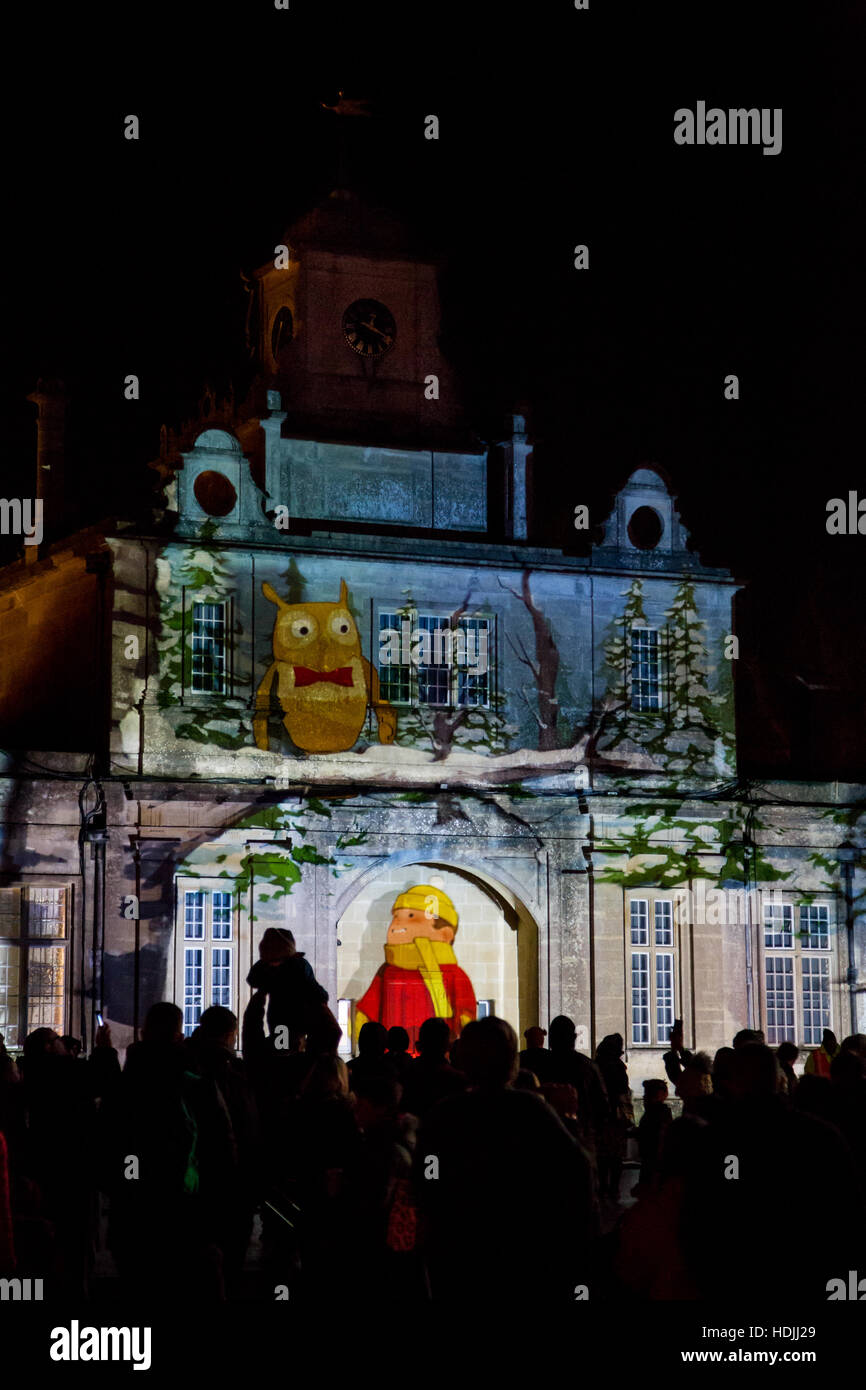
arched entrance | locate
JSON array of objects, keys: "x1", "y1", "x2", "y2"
[{"x1": 335, "y1": 858, "x2": 539, "y2": 1054}]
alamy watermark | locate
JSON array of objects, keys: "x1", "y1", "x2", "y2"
[
  {"x1": 379, "y1": 618, "x2": 488, "y2": 676},
  {"x1": 674, "y1": 103, "x2": 782, "y2": 157},
  {"x1": 0, "y1": 498, "x2": 43, "y2": 546},
  {"x1": 668, "y1": 885, "x2": 798, "y2": 927}
]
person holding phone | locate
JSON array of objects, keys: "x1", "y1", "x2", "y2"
[{"x1": 662, "y1": 1019, "x2": 694, "y2": 1087}]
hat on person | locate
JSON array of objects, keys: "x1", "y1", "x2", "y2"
[{"x1": 392, "y1": 885, "x2": 458, "y2": 931}]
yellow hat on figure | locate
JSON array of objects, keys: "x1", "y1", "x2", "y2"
[{"x1": 392, "y1": 885, "x2": 458, "y2": 931}]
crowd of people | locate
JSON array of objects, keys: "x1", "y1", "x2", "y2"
[{"x1": 0, "y1": 927, "x2": 864, "y2": 1304}]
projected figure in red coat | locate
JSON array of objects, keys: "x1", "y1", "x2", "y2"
[{"x1": 354, "y1": 884, "x2": 476, "y2": 1055}]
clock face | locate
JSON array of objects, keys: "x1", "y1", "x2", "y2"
[{"x1": 342, "y1": 299, "x2": 396, "y2": 357}]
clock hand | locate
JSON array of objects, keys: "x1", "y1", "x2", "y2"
[{"x1": 359, "y1": 319, "x2": 391, "y2": 340}]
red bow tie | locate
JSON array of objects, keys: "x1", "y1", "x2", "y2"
[{"x1": 293, "y1": 665, "x2": 355, "y2": 687}]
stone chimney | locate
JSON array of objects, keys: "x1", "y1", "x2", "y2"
[
  {"x1": 502, "y1": 411, "x2": 530, "y2": 541},
  {"x1": 26, "y1": 378, "x2": 68, "y2": 556}
]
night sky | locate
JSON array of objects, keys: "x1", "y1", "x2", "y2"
[{"x1": 2, "y1": 1, "x2": 864, "y2": 778}]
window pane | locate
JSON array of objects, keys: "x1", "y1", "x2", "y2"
[
  {"x1": 802, "y1": 957, "x2": 830, "y2": 1045},
  {"x1": 630, "y1": 900, "x2": 649, "y2": 946},
  {"x1": 631, "y1": 952, "x2": 650, "y2": 1044},
  {"x1": 191, "y1": 601, "x2": 226, "y2": 694},
  {"x1": 184, "y1": 890, "x2": 205, "y2": 939},
  {"x1": 457, "y1": 617, "x2": 490, "y2": 708},
  {"x1": 656, "y1": 952, "x2": 674, "y2": 1043},
  {"x1": 417, "y1": 614, "x2": 450, "y2": 707},
  {"x1": 765, "y1": 955, "x2": 795, "y2": 1044},
  {"x1": 0, "y1": 887, "x2": 22, "y2": 938},
  {"x1": 654, "y1": 900, "x2": 673, "y2": 946},
  {"x1": 184, "y1": 948, "x2": 204, "y2": 1037},
  {"x1": 25, "y1": 887, "x2": 67, "y2": 938},
  {"x1": 800, "y1": 904, "x2": 829, "y2": 951},
  {"x1": 378, "y1": 611, "x2": 411, "y2": 703},
  {"x1": 25, "y1": 945, "x2": 66, "y2": 1034},
  {"x1": 0, "y1": 944, "x2": 22, "y2": 1047},
  {"x1": 211, "y1": 948, "x2": 231, "y2": 1008},
  {"x1": 763, "y1": 903, "x2": 793, "y2": 949},
  {"x1": 212, "y1": 891, "x2": 232, "y2": 940},
  {"x1": 631, "y1": 628, "x2": 661, "y2": 711}
]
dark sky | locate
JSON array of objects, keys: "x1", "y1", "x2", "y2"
[{"x1": 1, "y1": 1, "x2": 864, "y2": 779}]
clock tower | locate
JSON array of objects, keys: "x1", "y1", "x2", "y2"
[{"x1": 247, "y1": 187, "x2": 471, "y2": 453}]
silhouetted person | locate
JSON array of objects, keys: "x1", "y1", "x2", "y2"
[
  {"x1": 514, "y1": 1067, "x2": 542, "y2": 1091},
  {"x1": 804, "y1": 1027, "x2": 839, "y2": 1078},
  {"x1": 19, "y1": 1026, "x2": 96, "y2": 1296},
  {"x1": 519, "y1": 1025, "x2": 551, "y2": 1082},
  {"x1": 662, "y1": 1019, "x2": 694, "y2": 1087},
  {"x1": 829, "y1": 1047, "x2": 866, "y2": 1180},
  {"x1": 732, "y1": 1028, "x2": 765, "y2": 1048},
  {"x1": 776, "y1": 1041, "x2": 799, "y2": 1096},
  {"x1": 414, "y1": 1016, "x2": 594, "y2": 1305},
  {"x1": 352, "y1": 1072, "x2": 421, "y2": 1298},
  {"x1": 675, "y1": 1051, "x2": 715, "y2": 1119},
  {"x1": 401, "y1": 1018, "x2": 466, "y2": 1119},
  {"x1": 347, "y1": 1021, "x2": 395, "y2": 1090},
  {"x1": 246, "y1": 928, "x2": 329, "y2": 1048},
  {"x1": 108, "y1": 1003, "x2": 236, "y2": 1301},
  {"x1": 595, "y1": 1033, "x2": 633, "y2": 1200},
  {"x1": 547, "y1": 1015, "x2": 608, "y2": 1162},
  {"x1": 712, "y1": 1047, "x2": 737, "y2": 1103},
  {"x1": 288, "y1": 1055, "x2": 361, "y2": 1300},
  {"x1": 637, "y1": 1079, "x2": 672, "y2": 1191},
  {"x1": 186, "y1": 1006, "x2": 261, "y2": 1296},
  {"x1": 385, "y1": 1026, "x2": 414, "y2": 1088},
  {"x1": 685, "y1": 1044, "x2": 865, "y2": 1301}
]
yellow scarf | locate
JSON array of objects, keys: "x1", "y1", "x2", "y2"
[{"x1": 385, "y1": 939, "x2": 456, "y2": 1018}]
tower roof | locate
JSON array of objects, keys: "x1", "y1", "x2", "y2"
[{"x1": 278, "y1": 188, "x2": 429, "y2": 262}]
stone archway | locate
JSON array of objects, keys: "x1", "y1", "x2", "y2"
[{"x1": 335, "y1": 856, "x2": 539, "y2": 1052}]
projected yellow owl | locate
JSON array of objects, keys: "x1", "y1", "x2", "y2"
[{"x1": 253, "y1": 579, "x2": 397, "y2": 754}]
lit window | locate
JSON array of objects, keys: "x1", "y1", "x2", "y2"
[
  {"x1": 0, "y1": 887, "x2": 69, "y2": 1047},
  {"x1": 456, "y1": 617, "x2": 490, "y2": 708},
  {"x1": 800, "y1": 904, "x2": 829, "y2": 950},
  {"x1": 628, "y1": 895, "x2": 678, "y2": 1045},
  {"x1": 211, "y1": 948, "x2": 232, "y2": 1008},
  {"x1": 378, "y1": 611, "x2": 411, "y2": 704},
  {"x1": 764, "y1": 903, "x2": 793, "y2": 949},
  {"x1": 184, "y1": 890, "x2": 205, "y2": 939},
  {"x1": 654, "y1": 901, "x2": 673, "y2": 946},
  {"x1": 764, "y1": 956, "x2": 795, "y2": 1044},
  {"x1": 184, "y1": 948, "x2": 204, "y2": 1036},
  {"x1": 378, "y1": 607, "x2": 493, "y2": 709},
  {"x1": 176, "y1": 885, "x2": 235, "y2": 1036},
  {"x1": 801, "y1": 958, "x2": 831, "y2": 1045},
  {"x1": 655, "y1": 953, "x2": 674, "y2": 1041},
  {"x1": 631, "y1": 628, "x2": 661, "y2": 711},
  {"x1": 212, "y1": 891, "x2": 232, "y2": 940},
  {"x1": 631, "y1": 953, "x2": 650, "y2": 1045},
  {"x1": 760, "y1": 898, "x2": 834, "y2": 1046},
  {"x1": 630, "y1": 900, "x2": 649, "y2": 945},
  {"x1": 191, "y1": 601, "x2": 226, "y2": 694},
  {"x1": 417, "y1": 614, "x2": 450, "y2": 707}
]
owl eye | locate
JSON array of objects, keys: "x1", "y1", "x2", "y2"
[
  {"x1": 290, "y1": 615, "x2": 316, "y2": 640},
  {"x1": 328, "y1": 611, "x2": 354, "y2": 640}
]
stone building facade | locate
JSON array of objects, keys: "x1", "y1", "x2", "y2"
[{"x1": 0, "y1": 190, "x2": 863, "y2": 1087}]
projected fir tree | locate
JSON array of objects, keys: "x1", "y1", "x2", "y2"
[
  {"x1": 155, "y1": 521, "x2": 251, "y2": 749},
  {"x1": 595, "y1": 577, "x2": 734, "y2": 778}
]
